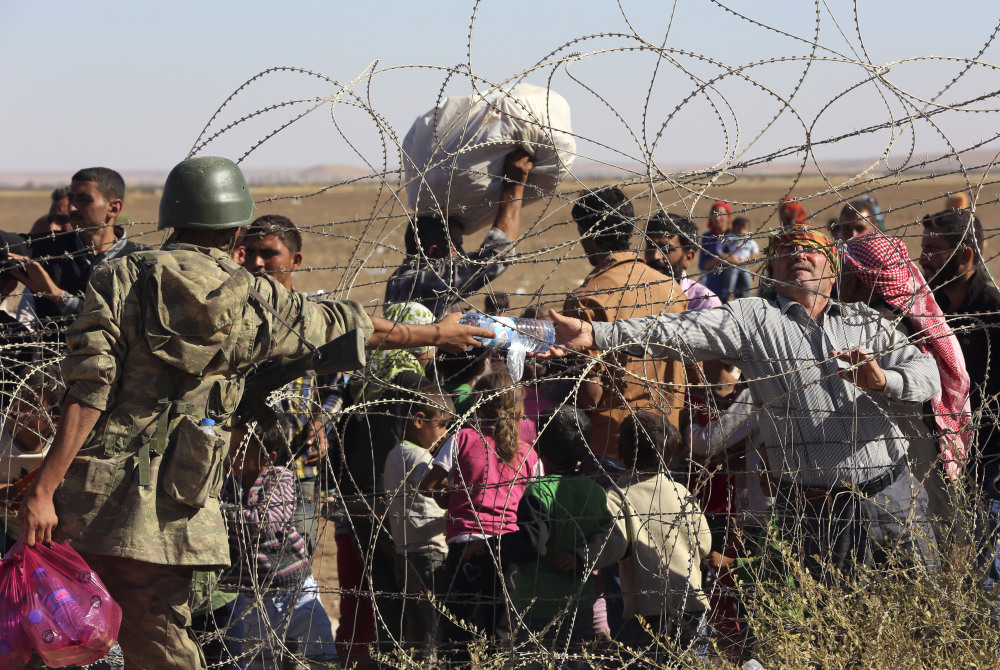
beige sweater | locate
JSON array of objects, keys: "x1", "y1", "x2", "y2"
[{"x1": 607, "y1": 473, "x2": 712, "y2": 618}]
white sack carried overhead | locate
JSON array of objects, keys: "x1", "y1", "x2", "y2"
[{"x1": 401, "y1": 83, "x2": 576, "y2": 233}]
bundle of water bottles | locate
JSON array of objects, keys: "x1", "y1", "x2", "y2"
[
  {"x1": 458, "y1": 313, "x2": 555, "y2": 382},
  {"x1": 0, "y1": 540, "x2": 121, "y2": 669}
]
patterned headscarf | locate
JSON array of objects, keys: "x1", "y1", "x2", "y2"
[
  {"x1": 707, "y1": 200, "x2": 732, "y2": 235},
  {"x1": 765, "y1": 224, "x2": 839, "y2": 275},
  {"x1": 351, "y1": 302, "x2": 435, "y2": 403},
  {"x1": 778, "y1": 197, "x2": 808, "y2": 227},
  {"x1": 842, "y1": 234, "x2": 972, "y2": 479}
]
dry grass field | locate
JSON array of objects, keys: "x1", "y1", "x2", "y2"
[{"x1": 3, "y1": 172, "x2": 998, "y2": 641}]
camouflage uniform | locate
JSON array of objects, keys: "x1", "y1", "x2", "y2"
[{"x1": 52, "y1": 242, "x2": 373, "y2": 669}]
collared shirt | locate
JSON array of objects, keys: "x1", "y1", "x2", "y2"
[
  {"x1": 384, "y1": 227, "x2": 514, "y2": 317},
  {"x1": 56, "y1": 231, "x2": 144, "y2": 315},
  {"x1": 680, "y1": 272, "x2": 722, "y2": 310},
  {"x1": 593, "y1": 296, "x2": 941, "y2": 487}
]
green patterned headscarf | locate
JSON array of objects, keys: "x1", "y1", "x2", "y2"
[
  {"x1": 351, "y1": 302, "x2": 435, "y2": 403},
  {"x1": 765, "y1": 224, "x2": 839, "y2": 275}
]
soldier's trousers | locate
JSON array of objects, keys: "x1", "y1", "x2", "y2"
[{"x1": 82, "y1": 552, "x2": 207, "y2": 670}]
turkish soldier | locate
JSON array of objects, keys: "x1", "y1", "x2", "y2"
[{"x1": 18, "y1": 156, "x2": 491, "y2": 669}]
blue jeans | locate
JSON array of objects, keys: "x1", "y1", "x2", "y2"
[
  {"x1": 233, "y1": 574, "x2": 337, "y2": 669},
  {"x1": 721, "y1": 267, "x2": 752, "y2": 301}
]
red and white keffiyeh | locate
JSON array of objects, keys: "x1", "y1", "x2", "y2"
[{"x1": 842, "y1": 234, "x2": 972, "y2": 480}]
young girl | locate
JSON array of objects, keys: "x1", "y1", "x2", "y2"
[{"x1": 420, "y1": 367, "x2": 541, "y2": 663}]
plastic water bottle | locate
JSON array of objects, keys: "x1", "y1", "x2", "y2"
[
  {"x1": 199, "y1": 418, "x2": 217, "y2": 437},
  {"x1": 25, "y1": 609, "x2": 62, "y2": 645},
  {"x1": 31, "y1": 567, "x2": 94, "y2": 644},
  {"x1": 458, "y1": 313, "x2": 555, "y2": 353}
]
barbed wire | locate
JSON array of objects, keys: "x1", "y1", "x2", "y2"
[{"x1": 4, "y1": 2, "x2": 1000, "y2": 667}]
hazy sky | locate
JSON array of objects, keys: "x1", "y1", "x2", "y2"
[{"x1": 3, "y1": 0, "x2": 998, "y2": 174}]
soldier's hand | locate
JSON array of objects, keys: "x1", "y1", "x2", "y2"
[
  {"x1": 434, "y1": 312, "x2": 494, "y2": 354},
  {"x1": 19, "y1": 483, "x2": 59, "y2": 546}
]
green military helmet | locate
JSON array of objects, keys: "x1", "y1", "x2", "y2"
[{"x1": 158, "y1": 156, "x2": 255, "y2": 230}]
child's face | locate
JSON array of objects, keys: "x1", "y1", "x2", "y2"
[
  {"x1": 407, "y1": 410, "x2": 451, "y2": 451},
  {"x1": 227, "y1": 431, "x2": 270, "y2": 486}
]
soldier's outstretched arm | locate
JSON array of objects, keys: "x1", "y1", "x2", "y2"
[
  {"x1": 19, "y1": 396, "x2": 102, "y2": 546},
  {"x1": 367, "y1": 311, "x2": 493, "y2": 354}
]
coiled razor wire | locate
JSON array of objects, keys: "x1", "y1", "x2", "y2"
[{"x1": 3, "y1": 1, "x2": 1000, "y2": 667}]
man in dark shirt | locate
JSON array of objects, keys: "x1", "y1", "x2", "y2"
[
  {"x1": 13, "y1": 167, "x2": 146, "y2": 327},
  {"x1": 384, "y1": 149, "x2": 532, "y2": 317},
  {"x1": 921, "y1": 208, "x2": 1000, "y2": 588},
  {"x1": 921, "y1": 209, "x2": 1000, "y2": 490}
]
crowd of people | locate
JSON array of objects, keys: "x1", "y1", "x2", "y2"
[{"x1": 0, "y1": 155, "x2": 998, "y2": 670}]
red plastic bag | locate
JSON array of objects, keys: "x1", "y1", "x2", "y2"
[
  {"x1": 0, "y1": 550, "x2": 31, "y2": 670},
  {"x1": 5, "y1": 540, "x2": 122, "y2": 668}
]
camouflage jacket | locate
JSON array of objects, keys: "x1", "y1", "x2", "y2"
[{"x1": 53, "y1": 242, "x2": 373, "y2": 568}]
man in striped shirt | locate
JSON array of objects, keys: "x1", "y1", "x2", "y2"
[{"x1": 546, "y1": 225, "x2": 942, "y2": 576}]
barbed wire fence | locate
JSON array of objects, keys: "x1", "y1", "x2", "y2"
[{"x1": 4, "y1": 1, "x2": 1000, "y2": 668}]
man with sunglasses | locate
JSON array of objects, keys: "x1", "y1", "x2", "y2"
[
  {"x1": 645, "y1": 211, "x2": 722, "y2": 310},
  {"x1": 547, "y1": 224, "x2": 942, "y2": 578}
]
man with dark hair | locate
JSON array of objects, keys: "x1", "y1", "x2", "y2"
[
  {"x1": 13, "y1": 167, "x2": 146, "y2": 326},
  {"x1": 29, "y1": 185, "x2": 72, "y2": 234},
  {"x1": 563, "y1": 186, "x2": 687, "y2": 461},
  {"x1": 385, "y1": 149, "x2": 533, "y2": 317},
  {"x1": 921, "y1": 209, "x2": 1000, "y2": 588},
  {"x1": 238, "y1": 213, "x2": 338, "y2": 554},
  {"x1": 645, "y1": 211, "x2": 722, "y2": 310},
  {"x1": 240, "y1": 214, "x2": 303, "y2": 291},
  {"x1": 484, "y1": 290, "x2": 510, "y2": 316}
]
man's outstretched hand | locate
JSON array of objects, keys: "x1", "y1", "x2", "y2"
[{"x1": 537, "y1": 310, "x2": 595, "y2": 358}]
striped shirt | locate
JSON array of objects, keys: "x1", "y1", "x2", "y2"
[
  {"x1": 593, "y1": 296, "x2": 941, "y2": 488},
  {"x1": 220, "y1": 466, "x2": 309, "y2": 587}
]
